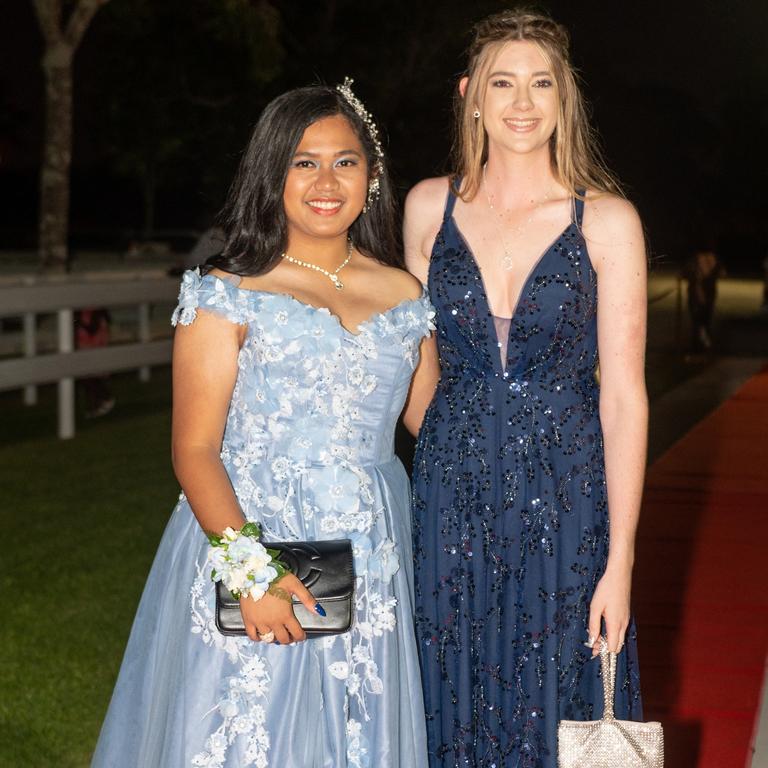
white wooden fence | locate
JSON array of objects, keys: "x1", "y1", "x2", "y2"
[{"x1": 0, "y1": 274, "x2": 180, "y2": 439}]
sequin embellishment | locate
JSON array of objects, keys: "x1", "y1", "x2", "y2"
[{"x1": 412, "y1": 190, "x2": 643, "y2": 768}]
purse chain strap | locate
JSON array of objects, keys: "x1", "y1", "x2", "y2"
[{"x1": 600, "y1": 640, "x2": 618, "y2": 721}]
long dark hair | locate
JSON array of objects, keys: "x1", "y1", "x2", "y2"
[{"x1": 207, "y1": 85, "x2": 400, "y2": 275}]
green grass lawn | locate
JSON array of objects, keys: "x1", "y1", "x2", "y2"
[{"x1": 0, "y1": 369, "x2": 178, "y2": 768}]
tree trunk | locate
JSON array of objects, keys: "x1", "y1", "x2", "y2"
[
  {"x1": 39, "y1": 42, "x2": 74, "y2": 272},
  {"x1": 32, "y1": 0, "x2": 107, "y2": 272}
]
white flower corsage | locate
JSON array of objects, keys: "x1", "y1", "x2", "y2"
[{"x1": 207, "y1": 522, "x2": 288, "y2": 602}]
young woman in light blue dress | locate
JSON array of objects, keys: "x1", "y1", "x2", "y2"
[{"x1": 91, "y1": 82, "x2": 439, "y2": 768}]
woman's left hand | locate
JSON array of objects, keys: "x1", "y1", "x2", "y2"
[{"x1": 587, "y1": 565, "x2": 632, "y2": 657}]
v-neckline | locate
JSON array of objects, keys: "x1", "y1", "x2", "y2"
[{"x1": 447, "y1": 215, "x2": 575, "y2": 372}]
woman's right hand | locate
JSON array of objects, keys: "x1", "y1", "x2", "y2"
[{"x1": 239, "y1": 573, "x2": 320, "y2": 644}]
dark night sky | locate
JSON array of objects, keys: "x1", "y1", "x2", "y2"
[{"x1": 2, "y1": 0, "x2": 766, "y2": 268}]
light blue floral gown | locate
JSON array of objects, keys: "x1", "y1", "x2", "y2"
[{"x1": 91, "y1": 269, "x2": 434, "y2": 768}]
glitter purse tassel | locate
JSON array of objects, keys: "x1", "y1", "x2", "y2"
[{"x1": 558, "y1": 641, "x2": 664, "y2": 767}]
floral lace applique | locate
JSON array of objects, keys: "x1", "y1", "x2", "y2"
[
  {"x1": 190, "y1": 656, "x2": 271, "y2": 768},
  {"x1": 173, "y1": 275, "x2": 436, "y2": 763},
  {"x1": 346, "y1": 718, "x2": 371, "y2": 768},
  {"x1": 190, "y1": 561, "x2": 271, "y2": 767},
  {"x1": 172, "y1": 269, "x2": 251, "y2": 327},
  {"x1": 190, "y1": 562, "x2": 242, "y2": 664}
]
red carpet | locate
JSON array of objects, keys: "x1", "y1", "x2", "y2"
[{"x1": 635, "y1": 367, "x2": 768, "y2": 767}]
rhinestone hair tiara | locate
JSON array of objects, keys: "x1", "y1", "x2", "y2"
[{"x1": 336, "y1": 77, "x2": 384, "y2": 174}]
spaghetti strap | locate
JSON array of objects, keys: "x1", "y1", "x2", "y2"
[
  {"x1": 413, "y1": 176, "x2": 643, "y2": 768},
  {"x1": 573, "y1": 190, "x2": 586, "y2": 227},
  {"x1": 443, "y1": 179, "x2": 459, "y2": 220}
]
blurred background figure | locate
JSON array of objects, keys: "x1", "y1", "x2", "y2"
[
  {"x1": 75, "y1": 308, "x2": 115, "y2": 418},
  {"x1": 165, "y1": 222, "x2": 225, "y2": 276},
  {"x1": 182, "y1": 223, "x2": 224, "y2": 271},
  {"x1": 683, "y1": 243, "x2": 724, "y2": 353}
]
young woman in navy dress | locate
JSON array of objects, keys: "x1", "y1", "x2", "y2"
[{"x1": 405, "y1": 10, "x2": 646, "y2": 767}]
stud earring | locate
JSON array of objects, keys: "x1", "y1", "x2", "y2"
[{"x1": 473, "y1": 109, "x2": 481, "y2": 119}]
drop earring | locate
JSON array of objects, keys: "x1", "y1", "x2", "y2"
[{"x1": 362, "y1": 177, "x2": 380, "y2": 214}]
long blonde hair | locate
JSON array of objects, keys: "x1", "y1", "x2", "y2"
[{"x1": 453, "y1": 8, "x2": 622, "y2": 201}]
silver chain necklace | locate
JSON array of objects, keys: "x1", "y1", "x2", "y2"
[
  {"x1": 281, "y1": 239, "x2": 353, "y2": 290},
  {"x1": 483, "y1": 166, "x2": 550, "y2": 271}
]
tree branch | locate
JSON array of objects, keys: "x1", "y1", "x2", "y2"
[
  {"x1": 31, "y1": 0, "x2": 62, "y2": 45},
  {"x1": 64, "y1": 0, "x2": 109, "y2": 48}
]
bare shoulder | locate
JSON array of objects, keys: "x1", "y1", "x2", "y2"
[
  {"x1": 582, "y1": 192, "x2": 645, "y2": 276},
  {"x1": 405, "y1": 176, "x2": 451, "y2": 217},
  {"x1": 360, "y1": 260, "x2": 425, "y2": 302},
  {"x1": 582, "y1": 192, "x2": 643, "y2": 246},
  {"x1": 404, "y1": 176, "x2": 451, "y2": 280}
]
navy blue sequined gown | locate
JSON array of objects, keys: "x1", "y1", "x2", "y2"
[{"x1": 412, "y1": 188, "x2": 643, "y2": 767}]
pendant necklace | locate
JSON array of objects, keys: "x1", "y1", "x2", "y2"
[
  {"x1": 483, "y1": 165, "x2": 550, "y2": 272},
  {"x1": 281, "y1": 239, "x2": 353, "y2": 290}
]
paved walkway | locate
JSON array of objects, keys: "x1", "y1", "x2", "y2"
[
  {"x1": 649, "y1": 356, "x2": 768, "y2": 463},
  {"x1": 642, "y1": 358, "x2": 768, "y2": 767}
]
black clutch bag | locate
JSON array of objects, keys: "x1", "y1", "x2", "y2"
[{"x1": 215, "y1": 538, "x2": 355, "y2": 638}]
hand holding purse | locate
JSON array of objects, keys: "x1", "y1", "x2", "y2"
[
  {"x1": 558, "y1": 640, "x2": 663, "y2": 767},
  {"x1": 216, "y1": 538, "x2": 354, "y2": 638}
]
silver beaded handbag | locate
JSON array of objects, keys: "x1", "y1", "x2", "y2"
[{"x1": 558, "y1": 642, "x2": 663, "y2": 767}]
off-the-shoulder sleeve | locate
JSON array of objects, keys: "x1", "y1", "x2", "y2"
[
  {"x1": 171, "y1": 269, "x2": 251, "y2": 326},
  {"x1": 399, "y1": 291, "x2": 437, "y2": 344},
  {"x1": 387, "y1": 291, "x2": 436, "y2": 369},
  {"x1": 416, "y1": 291, "x2": 437, "y2": 339}
]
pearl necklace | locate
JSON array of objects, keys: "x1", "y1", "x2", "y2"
[
  {"x1": 281, "y1": 240, "x2": 353, "y2": 290},
  {"x1": 483, "y1": 166, "x2": 550, "y2": 271}
]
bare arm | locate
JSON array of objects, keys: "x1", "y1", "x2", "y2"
[
  {"x1": 400, "y1": 178, "x2": 447, "y2": 434},
  {"x1": 402, "y1": 333, "x2": 440, "y2": 436},
  {"x1": 583, "y1": 195, "x2": 648, "y2": 655},
  {"x1": 171, "y1": 310, "x2": 245, "y2": 534},
  {"x1": 171, "y1": 309, "x2": 317, "y2": 644},
  {"x1": 404, "y1": 177, "x2": 448, "y2": 285}
]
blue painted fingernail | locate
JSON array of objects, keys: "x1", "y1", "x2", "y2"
[
  {"x1": 274, "y1": 641, "x2": 281, "y2": 645},
  {"x1": 315, "y1": 603, "x2": 326, "y2": 617}
]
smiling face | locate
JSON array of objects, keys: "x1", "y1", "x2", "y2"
[
  {"x1": 481, "y1": 40, "x2": 559, "y2": 157},
  {"x1": 282, "y1": 114, "x2": 369, "y2": 247}
]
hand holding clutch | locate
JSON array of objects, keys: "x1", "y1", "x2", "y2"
[
  {"x1": 216, "y1": 539, "x2": 355, "y2": 640},
  {"x1": 237, "y1": 572, "x2": 322, "y2": 644},
  {"x1": 558, "y1": 640, "x2": 663, "y2": 767}
]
